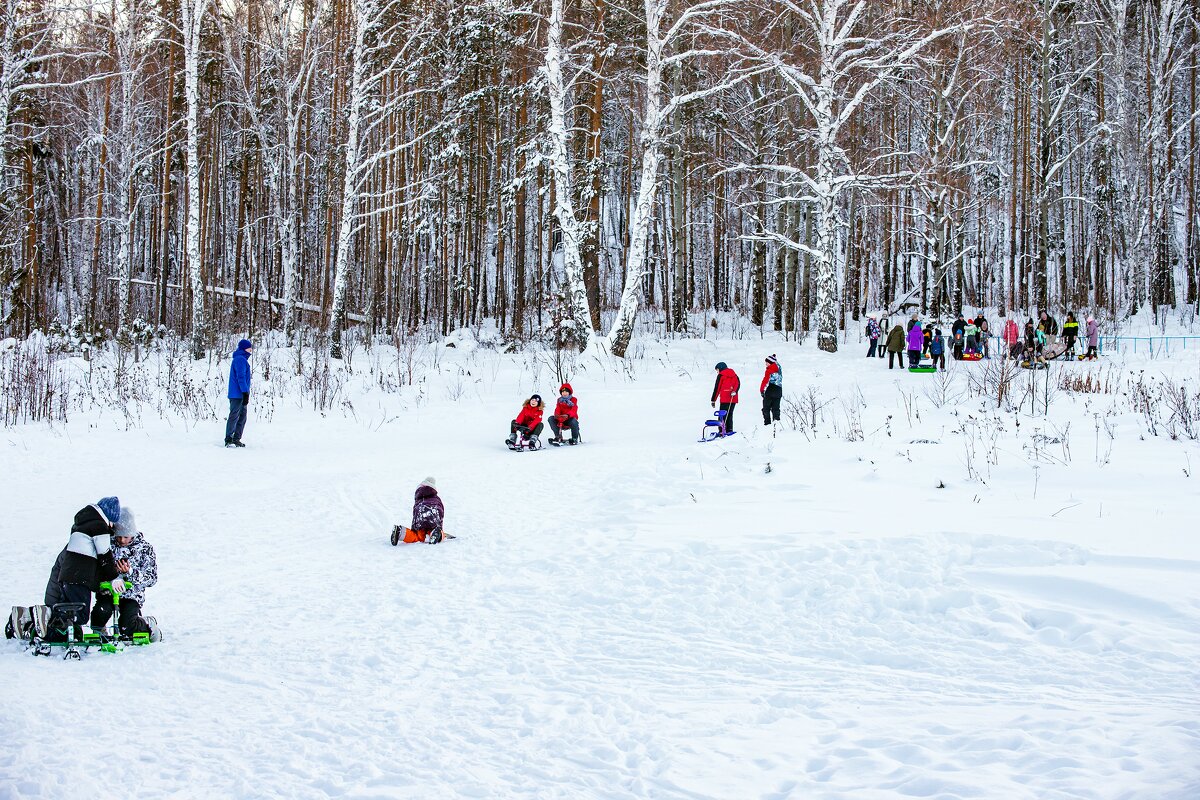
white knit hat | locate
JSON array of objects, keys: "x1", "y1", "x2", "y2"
[{"x1": 418, "y1": 476, "x2": 437, "y2": 490}]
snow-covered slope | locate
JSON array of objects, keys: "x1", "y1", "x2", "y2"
[{"x1": 2, "y1": 334, "x2": 1198, "y2": 799}]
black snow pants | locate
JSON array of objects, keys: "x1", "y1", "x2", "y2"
[
  {"x1": 91, "y1": 594, "x2": 151, "y2": 637},
  {"x1": 718, "y1": 402, "x2": 737, "y2": 433},
  {"x1": 762, "y1": 385, "x2": 782, "y2": 425}
]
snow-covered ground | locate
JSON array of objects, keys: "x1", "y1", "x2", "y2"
[{"x1": 2, "y1": 327, "x2": 1199, "y2": 799}]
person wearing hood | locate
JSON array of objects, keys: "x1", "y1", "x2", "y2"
[
  {"x1": 506, "y1": 395, "x2": 546, "y2": 447},
  {"x1": 225, "y1": 338, "x2": 253, "y2": 447},
  {"x1": 885, "y1": 323, "x2": 906, "y2": 369},
  {"x1": 89, "y1": 508, "x2": 159, "y2": 640},
  {"x1": 1002, "y1": 318, "x2": 1020, "y2": 357},
  {"x1": 760, "y1": 355, "x2": 782, "y2": 425},
  {"x1": 1085, "y1": 316, "x2": 1099, "y2": 360},
  {"x1": 711, "y1": 362, "x2": 741, "y2": 434},
  {"x1": 549, "y1": 383, "x2": 580, "y2": 445},
  {"x1": 906, "y1": 320, "x2": 924, "y2": 368},
  {"x1": 865, "y1": 315, "x2": 882, "y2": 357},
  {"x1": 395, "y1": 477, "x2": 446, "y2": 544},
  {"x1": 44, "y1": 497, "x2": 122, "y2": 638}
]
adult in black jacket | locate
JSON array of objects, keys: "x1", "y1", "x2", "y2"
[
  {"x1": 1039, "y1": 311, "x2": 1059, "y2": 344},
  {"x1": 44, "y1": 499, "x2": 121, "y2": 636}
]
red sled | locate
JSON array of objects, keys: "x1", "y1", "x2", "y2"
[{"x1": 962, "y1": 353, "x2": 983, "y2": 361}]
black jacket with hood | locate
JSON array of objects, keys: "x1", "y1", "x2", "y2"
[{"x1": 44, "y1": 505, "x2": 119, "y2": 602}]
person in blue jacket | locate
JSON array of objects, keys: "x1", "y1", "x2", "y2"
[{"x1": 225, "y1": 338, "x2": 253, "y2": 447}]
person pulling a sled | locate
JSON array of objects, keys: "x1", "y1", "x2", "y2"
[
  {"x1": 549, "y1": 384, "x2": 580, "y2": 445},
  {"x1": 760, "y1": 355, "x2": 782, "y2": 425},
  {"x1": 711, "y1": 362, "x2": 740, "y2": 434},
  {"x1": 44, "y1": 497, "x2": 122, "y2": 640},
  {"x1": 506, "y1": 394, "x2": 545, "y2": 448},
  {"x1": 90, "y1": 508, "x2": 159, "y2": 641},
  {"x1": 392, "y1": 477, "x2": 446, "y2": 544}
]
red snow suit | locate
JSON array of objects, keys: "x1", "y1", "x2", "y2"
[
  {"x1": 554, "y1": 383, "x2": 579, "y2": 423},
  {"x1": 712, "y1": 368, "x2": 740, "y2": 404}
]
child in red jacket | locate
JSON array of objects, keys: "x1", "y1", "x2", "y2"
[
  {"x1": 506, "y1": 395, "x2": 545, "y2": 447},
  {"x1": 549, "y1": 383, "x2": 580, "y2": 445},
  {"x1": 759, "y1": 355, "x2": 782, "y2": 425}
]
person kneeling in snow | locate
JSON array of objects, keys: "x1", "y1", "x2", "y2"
[
  {"x1": 90, "y1": 508, "x2": 159, "y2": 641},
  {"x1": 506, "y1": 394, "x2": 545, "y2": 447},
  {"x1": 44, "y1": 496, "x2": 122, "y2": 639},
  {"x1": 394, "y1": 477, "x2": 446, "y2": 544},
  {"x1": 549, "y1": 383, "x2": 580, "y2": 444}
]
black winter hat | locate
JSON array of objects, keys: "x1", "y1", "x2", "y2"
[{"x1": 715, "y1": 362, "x2": 727, "y2": 371}]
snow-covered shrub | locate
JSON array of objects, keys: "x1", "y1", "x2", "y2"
[
  {"x1": 1058, "y1": 366, "x2": 1117, "y2": 395},
  {"x1": 0, "y1": 334, "x2": 72, "y2": 426},
  {"x1": 46, "y1": 316, "x2": 106, "y2": 357},
  {"x1": 966, "y1": 356, "x2": 1020, "y2": 410},
  {"x1": 923, "y1": 367, "x2": 963, "y2": 409}
]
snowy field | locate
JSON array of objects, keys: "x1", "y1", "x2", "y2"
[{"x1": 2, "y1": 324, "x2": 1200, "y2": 799}]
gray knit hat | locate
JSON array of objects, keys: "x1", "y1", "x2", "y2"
[
  {"x1": 418, "y1": 476, "x2": 437, "y2": 490},
  {"x1": 114, "y1": 508, "x2": 138, "y2": 539}
]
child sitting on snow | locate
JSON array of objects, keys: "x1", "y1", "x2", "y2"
[
  {"x1": 506, "y1": 394, "x2": 545, "y2": 447},
  {"x1": 390, "y1": 477, "x2": 447, "y2": 544},
  {"x1": 549, "y1": 383, "x2": 580, "y2": 445},
  {"x1": 91, "y1": 508, "x2": 160, "y2": 641}
]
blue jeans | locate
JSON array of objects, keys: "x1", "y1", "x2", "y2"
[{"x1": 226, "y1": 396, "x2": 248, "y2": 442}]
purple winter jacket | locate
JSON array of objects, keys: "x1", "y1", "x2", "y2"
[
  {"x1": 412, "y1": 485, "x2": 444, "y2": 533},
  {"x1": 1086, "y1": 319, "x2": 1099, "y2": 346},
  {"x1": 906, "y1": 325, "x2": 924, "y2": 351}
]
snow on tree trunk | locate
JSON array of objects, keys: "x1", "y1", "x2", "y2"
[
  {"x1": 607, "y1": 0, "x2": 666, "y2": 358},
  {"x1": 329, "y1": 0, "x2": 372, "y2": 360},
  {"x1": 770, "y1": 0, "x2": 957, "y2": 354},
  {"x1": 182, "y1": 0, "x2": 208, "y2": 358},
  {"x1": 543, "y1": 0, "x2": 593, "y2": 349}
]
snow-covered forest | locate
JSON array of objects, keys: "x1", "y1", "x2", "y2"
[{"x1": 1, "y1": 0, "x2": 1199, "y2": 356}]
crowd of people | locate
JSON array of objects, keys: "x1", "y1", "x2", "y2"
[{"x1": 865, "y1": 310, "x2": 1100, "y2": 369}]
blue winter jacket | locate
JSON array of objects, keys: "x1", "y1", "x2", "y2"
[{"x1": 227, "y1": 340, "x2": 252, "y2": 398}]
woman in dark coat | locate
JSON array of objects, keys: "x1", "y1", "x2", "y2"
[{"x1": 885, "y1": 325, "x2": 906, "y2": 370}]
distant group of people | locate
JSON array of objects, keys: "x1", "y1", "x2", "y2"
[{"x1": 866, "y1": 309, "x2": 1101, "y2": 369}]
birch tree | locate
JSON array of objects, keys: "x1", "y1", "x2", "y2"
[
  {"x1": 542, "y1": 0, "x2": 593, "y2": 348},
  {"x1": 219, "y1": 0, "x2": 326, "y2": 341},
  {"x1": 328, "y1": 0, "x2": 430, "y2": 358},
  {"x1": 607, "y1": 0, "x2": 766, "y2": 357},
  {"x1": 768, "y1": 0, "x2": 958, "y2": 353},
  {"x1": 179, "y1": 0, "x2": 208, "y2": 357}
]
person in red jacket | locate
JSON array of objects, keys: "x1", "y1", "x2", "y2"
[
  {"x1": 759, "y1": 354, "x2": 782, "y2": 425},
  {"x1": 548, "y1": 383, "x2": 580, "y2": 445},
  {"x1": 506, "y1": 395, "x2": 545, "y2": 447},
  {"x1": 711, "y1": 362, "x2": 740, "y2": 435}
]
